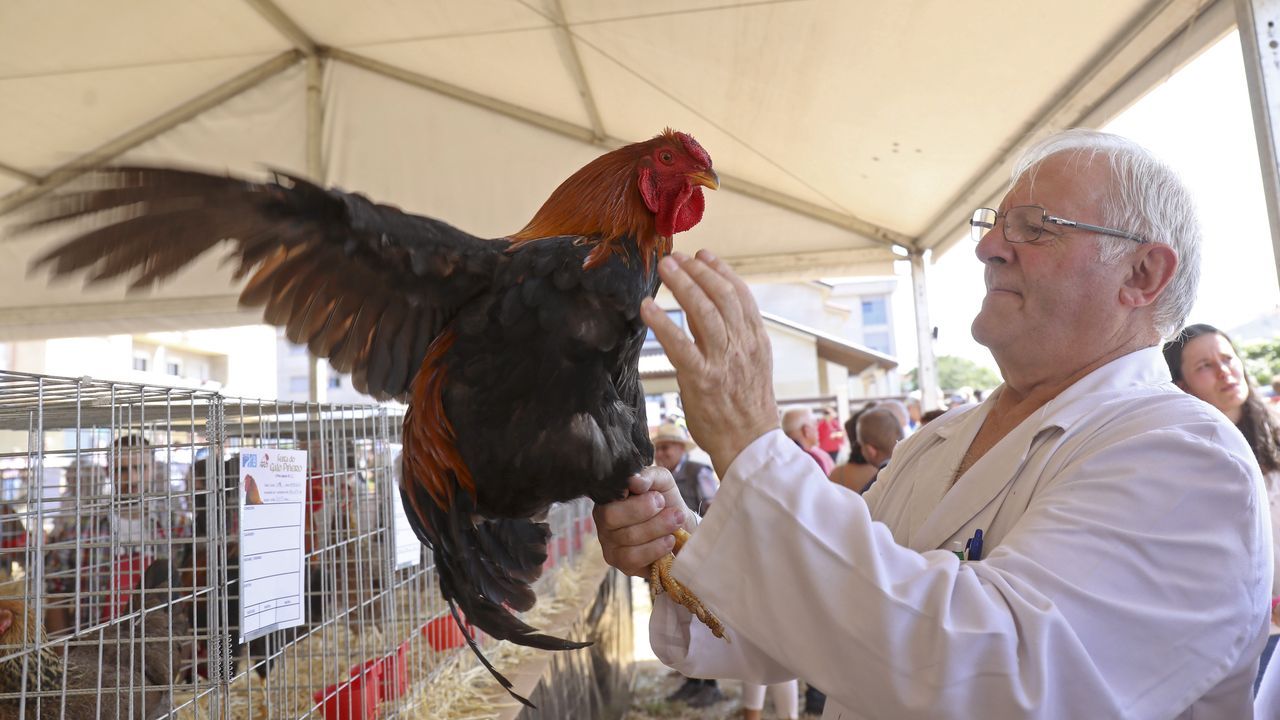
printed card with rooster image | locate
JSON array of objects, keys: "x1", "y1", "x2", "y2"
[{"x1": 239, "y1": 447, "x2": 308, "y2": 642}]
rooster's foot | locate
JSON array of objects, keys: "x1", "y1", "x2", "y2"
[{"x1": 648, "y1": 529, "x2": 725, "y2": 640}]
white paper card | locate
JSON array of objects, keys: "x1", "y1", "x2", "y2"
[
  {"x1": 239, "y1": 448, "x2": 307, "y2": 643},
  {"x1": 392, "y1": 496, "x2": 422, "y2": 569}
]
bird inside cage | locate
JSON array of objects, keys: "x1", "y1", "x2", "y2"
[{"x1": 0, "y1": 559, "x2": 193, "y2": 720}]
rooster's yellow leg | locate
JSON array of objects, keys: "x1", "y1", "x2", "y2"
[{"x1": 648, "y1": 529, "x2": 726, "y2": 640}]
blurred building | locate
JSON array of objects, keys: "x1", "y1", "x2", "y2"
[
  {"x1": 0, "y1": 326, "x2": 279, "y2": 398},
  {"x1": 275, "y1": 329, "x2": 373, "y2": 404},
  {"x1": 643, "y1": 279, "x2": 901, "y2": 423},
  {"x1": 752, "y1": 278, "x2": 900, "y2": 358}
]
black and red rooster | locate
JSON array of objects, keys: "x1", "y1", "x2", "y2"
[{"x1": 19, "y1": 129, "x2": 719, "y2": 705}]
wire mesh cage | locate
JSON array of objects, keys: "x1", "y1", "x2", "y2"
[
  {"x1": 0, "y1": 370, "x2": 600, "y2": 719},
  {"x1": 0, "y1": 371, "x2": 221, "y2": 719}
]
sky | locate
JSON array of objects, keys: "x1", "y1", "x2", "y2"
[{"x1": 885, "y1": 31, "x2": 1278, "y2": 373}]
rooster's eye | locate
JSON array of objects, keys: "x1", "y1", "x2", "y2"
[{"x1": 659, "y1": 151, "x2": 674, "y2": 164}]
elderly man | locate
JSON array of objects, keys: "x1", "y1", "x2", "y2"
[
  {"x1": 595, "y1": 129, "x2": 1270, "y2": 718},
  {"x1": 782, "y1": 407, "x2": 835, "y2": 476}
]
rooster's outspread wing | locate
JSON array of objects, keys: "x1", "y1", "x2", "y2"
[{"x1": 25, "y1": 167, "x2": 505, "y2": 401}]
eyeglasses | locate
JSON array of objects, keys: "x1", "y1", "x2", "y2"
[{"x1": 969, "y1": 205, "x2": 1147, "y2": 245}]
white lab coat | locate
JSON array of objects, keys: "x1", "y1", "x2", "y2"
[
  {"x1": 651, "y1": 347, "x2": 1272, "y2": 719},
  {"x1": 1259, "y1": 650, "x2": 1280, "y2": 718},
  {"x1": 1266, "y1": 469, "x2": 1280, "y2": 612}
]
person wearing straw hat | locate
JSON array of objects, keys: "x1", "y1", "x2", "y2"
[
  {"x1": 652, "y1": 420, "x2": 718, "y2": 518},
  {"x1": 651, "y1": 419, "x2": 725, "y2": 708}
]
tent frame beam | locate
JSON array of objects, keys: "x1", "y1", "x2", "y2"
[
  {"x1": 0, "y1": 294, "x2": 254, "y2": 341},
  {"x1": 547, "y1": 0, "x2": 607, "y2": 142},
  {"x1": 916, "y1": 0, "x2": 1232, "y2": 256},
  {"x1": 0, "y1": 50, "x2": 303, "y2": 217},
  {"x1": 0, "y1": 161, "x2": 37, "y2": 184},
  {"x1": 726, "y1": 247, "x2": 900, "y2": 280},
  {"x1": 244, "y1": 0, "x2": 328, "y2": 399},
  {"x1": 243, "y1": 0, "x2": 318, "y2": 56},
  {"x1": 909, "y1": 250, "x2": 940, "y2": 411},
  {"x1": 327, "y1": 46, "x2": 596, "y2": 140},
  {"x1": 724, "y1": 175, "x2": 913, "y2": 249},
  {"x1": 1235, "y1": 0, "x2": 1280, "y2": 278},
  {"x1": 325, "y1": 48, "x2": 909, "y2": 251},
  {"x1": 305, "y1": 53, "x2": 328, "y2": 402}
]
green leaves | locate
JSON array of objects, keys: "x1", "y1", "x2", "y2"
[
  {"x1": 904, "y1": 355, "x2": 1002, "y2": 394},
  {"x1": 1240, "y1": 338, "x2": 1280, "y2": 386}
]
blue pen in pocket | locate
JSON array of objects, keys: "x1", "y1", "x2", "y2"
[{"x1": 967, "y1": 529, "x2": 984, "y2": 561}]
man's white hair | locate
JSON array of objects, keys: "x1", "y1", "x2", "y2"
[
  {"x1": 781, "y1": 407, "x2": 814, "y2": 441},
  {"x1": 1012, "y1": 129, "x2": 1201, "y2": 340}
]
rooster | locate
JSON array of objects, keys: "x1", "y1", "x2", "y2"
[
  {"x1": 0, "y1": 560, "x2": 186, "y2": 719},
  {"x1": 19, "y1": 129, "x2": 721, "y2": 705}
]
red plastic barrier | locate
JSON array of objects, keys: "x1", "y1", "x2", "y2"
[
  {"x1": 423, "y1": 611, "x2": 474, "y2": 652},
  {"x1": 314, "y1": 660, "x2": 383, "y2": 720},
  {"x1": 381, "y1": 641, "x2": 410, "y2": 700}
]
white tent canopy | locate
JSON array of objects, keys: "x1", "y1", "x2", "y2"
[{"x1": 1, "y1": 0, "x2": 1274, "y2": 404}]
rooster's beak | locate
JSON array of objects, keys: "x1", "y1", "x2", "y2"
[{"x1": 687, "y1": 169, "x2": 720, "y2": 191}]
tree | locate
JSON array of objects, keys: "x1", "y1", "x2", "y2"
[
  {"x1": 904, "y1": 355, "x2": 1002, "y2": 393},
  {"x1": 1240, "y1": 338, "x2": 1280, "y2": 387}
]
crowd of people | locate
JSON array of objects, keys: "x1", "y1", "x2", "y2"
[{"x1": 602, "y1": 128, "x2": 1280, "y2": 718}]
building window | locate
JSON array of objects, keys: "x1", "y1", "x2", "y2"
[
  {"x1": 166, "y1": 361, "x2": 181, "y2": 376},
  {"x1": 863, "y1": 330, "x2": 892, "y2": 355},
  {"x1": 132, "y1": 355, "x2": 149, "y2": 372},
  {"x1": 328, "y1": 375, "x2": 342, "y2": 389},
  {"x1": 289, "y1": 376, "x2": 309, "y2": 394},
  {"x1": 644, "y1": 310, "x2": 685, "y2": 347},
  {"x1": 861, "y1": 297, "x2": 887, "y2": 326}
]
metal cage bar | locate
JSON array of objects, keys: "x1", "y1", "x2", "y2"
[{"x1": 0, "y1": 369, "x2": 599, "y2": 718}]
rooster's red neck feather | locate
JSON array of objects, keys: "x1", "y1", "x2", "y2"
[{"x1": 507, "y1": 132, "x2": 681, "y2": 273}]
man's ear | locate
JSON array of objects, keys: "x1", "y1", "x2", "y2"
[
  {"x1": 1120, "y1": 243, "x2": 1178, "y2": 309},
  {"x1": 862, "y1": 444, "x2": 881, "y2": 467},
  {"x1": 1174, "y1": 378, "x2": 1188, "y2": 392}
]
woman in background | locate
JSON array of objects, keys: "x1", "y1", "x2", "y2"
[{"x1": 1164, "y1": 323, "x2": 1280, "y2": 694}]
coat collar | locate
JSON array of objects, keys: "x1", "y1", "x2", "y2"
[{"x1": 908, "y1": 346, "x2": 1170, "y2": 551}]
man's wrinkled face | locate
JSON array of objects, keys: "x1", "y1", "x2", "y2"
[
  {"x1": 970, "y1": 153, "x2": 1129, "y2": 364},
  {"x1": 654, "y1": 441, "x2": 686, "y2": 472}
]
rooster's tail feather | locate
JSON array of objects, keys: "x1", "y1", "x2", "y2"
[{"x1": 397, "y1": 481, "x2": 590, "y2": 708}]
